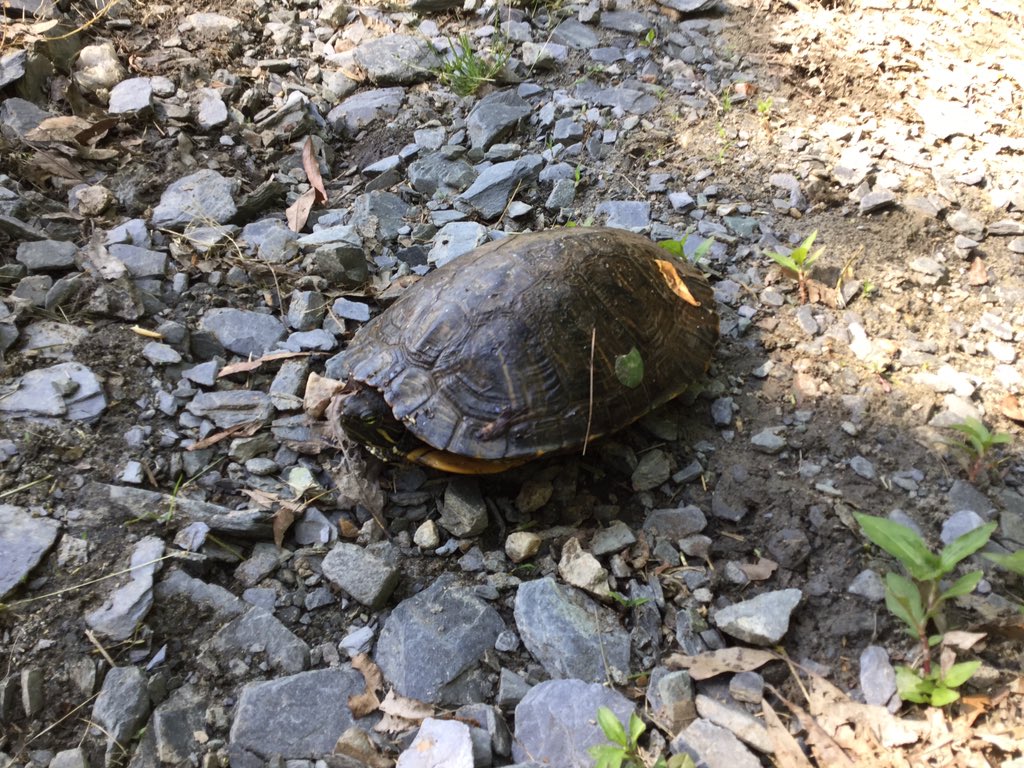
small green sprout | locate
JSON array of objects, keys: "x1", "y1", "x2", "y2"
[
  {"x1": 435, "y1": 34, "x2": 509, "y2": 97},
  {"x1": 720, "y1": 88, "x2": 733, "y2": 113},
  {"x1": 855, "y1": 512, "x2": 996, "y2": 703},
  {"x1": 766, "y1": 230, "x2": 824, "y2": 303},
  {"x1": 589, "y1": 708, "x2": 695, "y2": 768},
  {"x1": 947, "y1": 418, "x2": 1013, "y2": 484},
  {"x1": 608, "y1": 591, "x2": 650, "y2": 609},
  {"x1": 658, "y1": 233, "x2": 714, "y2": 264},
  {"x1": 756, "y1": 95, "x2": 773, "y2": 117},
  {"x1": 639, "y1": 28, "x2": 657, "y2": 47}
]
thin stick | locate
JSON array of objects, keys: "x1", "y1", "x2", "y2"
[
  {"x1": 582, "y1": 327, "x2": 596, "y2": 456},
  {"x1": 84, "y1": 629, "x2": 117, "y2": 668}
]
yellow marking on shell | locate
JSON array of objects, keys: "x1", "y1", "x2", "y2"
[
  {"x1": 655, "y1": 259, "x2": 701, "y2": 307},
  {"x1": 405, "y1": 446, "x2": 527, "y2": 475}
]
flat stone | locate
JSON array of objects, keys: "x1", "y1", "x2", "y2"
[
  {"x1": 441, "y1": 479, "x2": 489, "y2": 537},
  {"x1": 695, "y1": 694, "x2": 771, "y2": 753},
  {"x1": 848, "y1": 569, "x2": 885, "y2": 602},
  {"x1": 714, "y1": 588, "x2": 802, "y2": 645},
  {"x1": 151, "y1": 169, "x2": 238, "y2": 230},
  {"x1": 0, "y1": 505, "x2": 60, "y2": 599},
  {"x1": 354, "y1": 35, "x2": 438, "y2": 85},
  {"x1": 671, "y1": 718, "x2": 761, "y2": 768},
  {"x1": 429, "y1": 222, "x2": 489, "y2": 267},
  {"x1": 552, "y1": 18, "x2": 600, "y2": 48},
  {"x1": 397, "y1": 718, "x2": 474, "y2": 768},
  {"x1": 512, "y1": 680, "x2": 635, "y2": 766},
  {"x1": 859, "y1": 189, "x2": 896, "y2": 214},
  {"x1": 375, "y1": 575, "x2": 504, "y2": 703},
  {"x1": 195, "y1": 87, "x2": 228, "y2": 129},
  {"x1": 321, "y1": 542, "x2": 399, "y2": 609},
  {"x1": 458, "y1": 155, "x2": 543, "y2": 220},
  {"x1": 0, "y1": 362, "x2": 107, "y2": 421},
  {"x1": 632, "y1": 448, "x2": 670, "y2": 491},
  {"x1": 514, "y1": 577, "x2": 630, "y2": 681},
  {"x1": 85, "y1": 536, "x2": 164, "y2": 640},
  {"x1": 941, "y1": 509, "x2": 987, "y2": 545},
  {"x1": 750, "y1": 427, "x2": 787, "y2": 454},
  {"x1": 229, "y1": 668, "x2": 368, "y2": 760},
  {"x1": 596, "y1": 200, "x2": 651, "y2": 231},
  {"x1": 206, "y1": 607, "x2": 310, "y2": 674},
  {"x1": 575, "y1": 80, "x2": 659, "y2": 114},
  {"x1": 590, "y1": 520, "x2": 636, "y2": 556},
  {"x1": 186, "y1": 390, "x2": 274, "y2": 429},
  {"x1": 467, "y1": 90, "x2": 532, "y2": 151},
  {"x1": 860, "y1": 645, "x2": 897, "y2": 707},
  {"x1": 16, "y1": 239, "x2": 77, "y2": 270},
  {"x1": 327, "y1": 87, "x2": 405, "y2": 135},
  {"x1": 643, "y1": 506, "x2": 707, "y2": 539},
  {"x1": 199, "y1": 308, "x2": 285, "y2": 357},
  {"x1": 108, "y1": 243, "x2": 167, "y2": 277},
  {"x1": 92, "y1": 666, "x2": 149, "y2": 746},
  {"x1": 108, "y1": 77, "x2": 153, "y2": 114},
  {"x1": 0, "y1": 97, "x2": 53, "y2": 138}
]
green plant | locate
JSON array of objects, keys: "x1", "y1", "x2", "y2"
[
  {"x1": 756, "y1": 95, "x2": 773, "y2": 117},
  {"x1": 855, "y1": 513, "x2": 996, "y2": 704},
  {"x1": 639, "y1": 28, "x2": 656, "y2": 47},
  {"x1": 720, "y1": 88, "x2": 733, "y2": 113},
  {"x1": 947, "y1": 417, "x2": 1013, "y2": 484},
  {"x1": 985, "y1": 548, "x2": 1024, "y2": 576},
  {"x1": 435, "y1": 34, "x2": 509, "y2": 97},
  {"x1": 861, "y1": 279, "x2": 876, "y2": 299},
  {"x1": 765, "y1": 230, "x2": 823, "y2": 304},
  {"x1": 589, "y1": 708, "x2": 694, "y2": 768},
  {"x1": 608, "y1": 591, "x2": 650, "y2": 609},
  {"x1": 658, "y1": 233, "x2": 713, "y2": 264}
]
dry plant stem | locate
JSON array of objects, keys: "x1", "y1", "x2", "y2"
[{"x1": 582, "y1": 326, "x2": 597, "y2": 455}]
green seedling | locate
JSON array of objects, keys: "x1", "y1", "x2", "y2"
[
  {"x1": 720, "y1": 88, "x2": 733, "y2": 113},
  {"x1": 855, "y1": 512, "x2": 996, "y2": 703},
  {"x1": 659, "y1": 233, "x2": 714, "y2": 264},
  {"x1": 639, "y1": 28, "x2": 657, "y2": 47},
  {"x1": 896, "y1": 658, "x2": 982, "y2": 707},
  {"x1": 766, "y1": 230, "x2": 824, "y2": 304},
  {"x1": 947, "y1": 417, "x2": 1013, "y2": 484},
  {"x1": 589, "y1": 707, "x2": 694, "y2": 768},
  {"x1": 756, "y1": 95, "x2": 773, "y2": 118},
  {"x1": 435, "y1": 34, "x2": 509, "y2": 97},
  {"x1": 984, "y1": 548, "x2": 1024, "y2": 576},
  {"x1": 608, "y1": 591, "x2": 650, "y2": 609}
]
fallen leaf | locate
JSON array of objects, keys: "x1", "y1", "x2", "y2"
[
  {"x1": 333, "y1": 727, "x2": 393, "y2": 768},
  {"x1": 75, "y1": 117, "x2": 118, "y2": 146},
  {"x1": 1000, "y1": 394, "x2": 1024, "y2": 423},
  {"x1": 348, "y1": 653, "x2": 384, "y2": 718},
  {"x1": 186, "y1": 421, "x2": 262, "y2": 451},
  {"x1": 272, "y1": 504, "x2": 300, "y2": 548},
  {"x1": 966, "y1": 257, "x2": 988, "y2": 285},
  {"x1": 374, "y1": 689, "x2": 433, "y2": 734},
  {"x1": 762, "y1": 699, "x2": 814, "y2": 767},
  {"x1": 665, "y1": 647, "x2": 779, "y2": 680},
  {"x1": 25, "y1": 116, "x2": 94, "y2": 142},
  {"x1": 305, "y1": 374, "x2": 347, "y2": 419},
  {"x1": 940, "y1": 630, "x2": 986, "y2": 650},
  {"x1": 302, "y1": 136, "x2": 328, "y2": 204},
  {"x1": 218, "y1": 350, "x2": 313, "y2": 378},
  {"x1": 286, "y1": 187, "x2": 317, "y2": 232}
]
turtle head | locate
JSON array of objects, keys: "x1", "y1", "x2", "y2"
[{"x1": 337, "y1": 384, "x2": 410, "y2": 458}]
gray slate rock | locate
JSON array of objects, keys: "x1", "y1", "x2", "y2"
[
  {"x1": 551, "y1": 18, "x2": 600, "y2": 48},
  {"x1": 206, "y1": 607, "x2": 310, "y2": 674},
  {"x1": 0, "y1": 362, "x2": 107, "y2": 420},
  {"x1": 376, "y1": 575, "x2": 504, "y2": 703},
  {"x1": 327, "y1": 87, "x2": 405, "y2": 135},
  {"x1": 656, "y1": 0, "x2": 718, "y2": 11},
  {"x1": 229, "y1": 668, "x2": 369, "y2": 760},
  {"x1": 514, "y1": 577, "x2": 629, "y2": 681},
  {"x1": 199, "y1": 307, "x2": 285, "y2": 357},
  {"x1": 108, "y1": 243, "x2": 167, "y2": 277},
  {"x1": 92, "y1": 666, "x2": 150, "y2": 747},
  {"x1": 671, "y1": 718, "x2": 761, "y2": 768},
  {"x1": 85, "y1": 536, "x2": 164, "y2": 640},
  {"x1": 575, "y1": 80, "x2": 659, "y2": 114},
  {"x1": 0, "y1": 97, "x2": 53, "y2": 138},
  {"x1": 429, "y1": 222, "x2": 489, "y2": 267},
  {"x1": 859, "y1": 189, "x2": 897, "y2": 214},
  {"x1": 151, "y1": 169, "x2": 238, "y2": 229},
  {"x1": 408, "y1": 150, "x2": 477, "y2": 197},
  {"x1": 0, "y1": 505, "x2": 60, "y2": 599},
  {"x1": 132, "y1": 684, "x2": 206, "y2": 765},
  {"x1": 108, "y1": 77, "x2": 153, "y2": 114},
  {"x1": 16, "y1": 239, "x2": 77, "y2": 270},
  {"x1": 695, "y1": 694, "x2": 771, "y2": 753},
  {"x1": 859, "y1": 645, "x2": 897, "y2": 707},
  {"x1": 186, "y1": 390, "x2": 274, "y2": 428},
  {"x1": 643, "y1": 506, "x2": 707, "y2": 539},
  {"x1": 321, "y1": 542, "x2": 399, "y2": 609},
  {"x1": 195, "y1": 87, "x2": 228, "y2": 129},
  {"x1": 596, "y1": 200, "x2": 650, "y2": 231},
  {"x1": 512, "y1": 679, "x2": 635, "y2": 767},
  {"x1": 714, "y1": 588, "x2": 802, "y2": 645},
  {"x1": 467, "y1": 90, "x2": 532, "y2": 152},
  {"x1": 441, "y1": 479, "x2": 489, "y2": 537},
  {"x1": 355, "y1": 35, "x2": 438, "y2": 85},
  {"x1": 458, "y1": 155, "x2": 543, "y2": 220}
]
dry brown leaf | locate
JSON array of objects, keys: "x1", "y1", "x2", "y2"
[
  {"x1": 218, "y1": 350, "x2": 312, "y2": 378},
  {"x1": 75, "y1": 117, "x2": 118, "y2": 146},
  {"x1": 373, "y1": 689, "x2": 433, "y2": 734},
  {"x1": 348, "y1": 653, "x2": 384, "y2": 718},
  {"x1": 940, "y1": 630, "x2": 986, "y2": 650},
  {"x1": 186, "y1": 421, "x2": 262, "y2": 451},
  {"x1": 665, "y1": 647, "x2": 779, "y2": 680},
  {"x1": 376, "y1": 274, "x2": 420, "y2": 301},
  {"x1": 333, "y1": 727, "x2": 394, "y2": 768},
  {"x1": 25, "y1": 116, "x2": 94, "y2": 142},
  {"x1": 302, "y1": 136, "x2": 328, "y2": 204},
  {"x1": 761, "y1": 699, "x2": 814, "y2": 767},
  {"x1": 305, "y1": 375, "x2": 347, "y2": 419},
  {"x1": 286, "y1": 187, "x2": 317, "y2": 232},
  {"x1": 241, "y1": 488, "x2": 282, "y2": 508},
  {"x1": 272, "y1": 504, "x2": 299, "y2": 548},
  {"x1": 1001, "y1": 394, "x2": 1024, "y2": 423},
  {"x1": 966, "y1": 257, "x2": 989, "y2": 285},
  {"x1": 769, "y1": 685, "x2": 855, "y2": 767},
  {"x1": 338, "y1": 518, "x2": 361, "y2": 539},
  {"x1": 738, "y1": 557, "x2": 778, "y2": 581}
]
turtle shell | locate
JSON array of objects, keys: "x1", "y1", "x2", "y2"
[{"x1": 338, "y1": 227, "x2": 718, "y2": 464}]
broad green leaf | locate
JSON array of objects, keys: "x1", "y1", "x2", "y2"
[
  {"x1": 895, "y1": 665, "x2": 931, "y2": 704},
  {"x1": 628, "y1": 712, "x2": 646, "y2": 746},
  {"x1": 615, "y1": 348, "x2": 644, "y2": 389},
  {"x1": 885, "y1": 573, "x2": 925, "y2": 632},
  {"x1": 693, "y1": 237, "x2": 714, "y2": 261},
  {"x1": 667, "y1": 755, "x2": 698, "y2": 768},
  {"x1": 857, "y1": 513, "x2": 941, "y2": 579},
  {"x1": 990, "y1": 432, "x2": 1013, "y2": 445},
  {"x1": 939, "y1": 523, "x2": 996, "y2": 571},
  {"x1": 929, "y1": 686, "x2": 961, "y2": 707},
  {"x1": 588, "y1": 745, "x2": 625, "y2": 768},
  {"x1": 928, "y1": 634, "x2": 944, "y2": 647},
  {"x1": 985, "y1": 549, "x2": 1024, "y2": 576},
  {"x1": 658, "y1": 239, "x2": 685, "y2": 257},
  {"x1": 939, "y1": 570, "x2": 983, "y2": 601},
  {"x1": 941, "y1": 659, "x2": 981, "y2": 688},
  {"x1": 768, "y1": 252, "x2": 798, "y2": 272},
  {"x1": 596, "y1": 707, "x2": 627, "y2": 747}
]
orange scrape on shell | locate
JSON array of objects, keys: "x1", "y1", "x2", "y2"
[{"x1": 655, "y1": 259, "x2": 702, "y2": 307}]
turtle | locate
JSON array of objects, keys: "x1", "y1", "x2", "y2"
[{"x1": 331, "y1": 227, "x2": 719, "y2": 474}]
